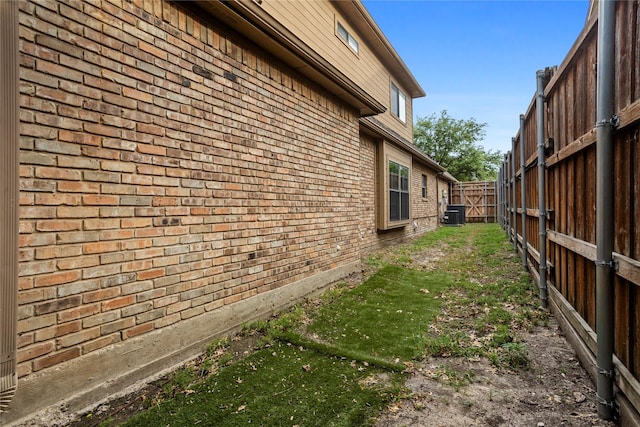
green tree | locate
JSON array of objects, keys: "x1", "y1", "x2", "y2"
[{"x1": 413, "y1": 110, "x2": 502, "y2": 181}]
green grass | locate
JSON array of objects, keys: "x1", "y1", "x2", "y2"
[
  {"x1": 125, "y1": 342, "x2": 404, "y2": 427},
  {"x1": 417, "y1": 224, "x2": 547, "y2": 370},
  {"x1": 122, "y1": 224, "x2": 547, "y2": 426},
  {"x1": 305, "y1": 266, "x2": 455, "y2": 362}
]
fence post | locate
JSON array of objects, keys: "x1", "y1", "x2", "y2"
[
  {"x1": 520, "y1": 115, "x2": 528, "y2": 269},
  {"x1": 511, "y1": 139, "x2": 517, "y2": 252},
  {"x1": 504, "y1": 158, "x2": 508, "y2": 232},
  {"x1": 493, "y1": 181, "x2": 499, "y2": 221},
  {"x1": 483, "y1": 181, "x2": 487, "y2": 223},
  {"x1": 595, "y1": 0, "x2": 616, "y2": 419},
  {"x1": 498, "y1": 167, "x2": 502, "y2": 227},
  {"x1": 536, "y1": 70, "x2": 548, "y2": 309},
  {"x1": 504, "y1": 153, "x2": 510, "y2": 236}
]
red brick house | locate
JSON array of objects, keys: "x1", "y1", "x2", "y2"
[{"x1": 0, "y1": 1, "x2": 454, "y2": 423}]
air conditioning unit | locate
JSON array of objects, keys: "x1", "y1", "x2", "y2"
[
  {"x1": 447, "y1": 204, "x2": 466, "y2": 225},
  {"x1": 443, "y1": 210, "x2": 459, "y2": 226}
]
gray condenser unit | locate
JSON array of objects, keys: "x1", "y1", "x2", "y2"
[{"x1": 444, "y1": 204, "x2": 465, "y2": 225}]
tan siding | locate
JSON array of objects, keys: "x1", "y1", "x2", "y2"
[{"x1": 264, "y1": 0, "x2": 415, "y2": 142}]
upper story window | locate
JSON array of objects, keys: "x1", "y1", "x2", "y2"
[
  {"x1": 336, "y1": 21, "x2": 359, "y2": 54},
  {"x1": 391, "y1": 82, "x2": 406, "y2": 123}
]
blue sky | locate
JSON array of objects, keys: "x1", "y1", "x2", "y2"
[{"x1": 362, "y1": 0, "x2": 590, "y2": 153}]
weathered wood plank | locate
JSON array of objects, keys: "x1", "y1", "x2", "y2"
[
  {"x1": 615, "y1": 277, "x2": 631, "y2": 368},
  {"x1": 566, "y1": 65, "x2": 576, "y2": 144},
  {"x1": 547, "y1": 230, "x2": 640, "y2": 287},
  {"x1": 575, "y1": 45, "x2": 587, "y2": 137},
  {"x1": 635, "y1": 124, "x2": 640, "y2": 264},
  {"x1": 549, "y1": 285, "x2": 640, "y2": 414},
  {"x1": 546, "y1": 100, "x2": 640, "y2": 170},
  {"x1": 584, "y1": 147, "x2": 596, "y2": 245},
  {"x1": 632, "y1": 287, "x2": 639, "y2": 375},
  {"x1": 635, "y1": 1, "x2": 640, "y2": 104},
  {"x1": 616, "y1": 0, "x2": 633, "y2": 113},
  {"x1": 615, "y1": 129, "x2": 631, "y2": 257},
  {"x1": 547, "y1": 230, "x2": 596, "y2": 261},
  {"x1": 617, "y1": 254, "x2": 640, "y2": 288},
  {"x1": 545, "y1": 128, "x2": 596, "y2": 168},
  {"x1": 576, "y1": 253, "x2": 587, "y2": 322},
  {"x1": 575, "y1": 151, "x2": 585, "y2": 242},
  {"x1": 618, "y1": 99, "x2": 640, "y2": 130},
  {"x1": 558, "y1": 82, "x2": 567, "y2": 151},
  {"x1": 585, "y1": 255, "x2": 596, "y2": 329}
]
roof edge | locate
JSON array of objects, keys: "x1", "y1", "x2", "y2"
[
  {"x1": 360, "y1": 116, "x2": 455, "y2": 181},
  {"x1": 196, "y1": 1, "x2": 386, "y2": 117},
  {"x1": 333, "y1": 0, "x2": 425, "y2": 99}
]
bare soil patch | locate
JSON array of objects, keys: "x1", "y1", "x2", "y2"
[
  {"x1": 371, "y1": 228, "x2": 614, "y2": 427},
  {"x1": 374, "y1": 318, "x2": 613, "y2": 427}
]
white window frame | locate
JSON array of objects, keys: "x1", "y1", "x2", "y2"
[
  {"x1": 336, "y1": 21, "x2": 359, "y2": 54},
  {"x1": 391, "y1": 82, "x2": 406, "y2": 123},
  {"x1": 389, "y1": 161, "x2": 410, "y2": 222}
]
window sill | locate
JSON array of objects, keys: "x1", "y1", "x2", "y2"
[{"x1": 378, "y1": 219, "x2": 409, "y2": 231}]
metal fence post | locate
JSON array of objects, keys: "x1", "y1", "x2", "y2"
[
  {"x1": 520, "y1": 115, "x2": 528, "y2": 270},
  {"x1": 511, "y1": 139, "x2": 517, "y2": 252},
  {"x1": 536, "y1": 70, "x2": 548, "y2": 309},
  {"x1": 595, "y1": 0, "x2": 617, "y2": 419}
]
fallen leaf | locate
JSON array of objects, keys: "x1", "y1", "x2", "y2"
[{"x1": 302, "y1": 364, "x2": 311, "y2": 372}]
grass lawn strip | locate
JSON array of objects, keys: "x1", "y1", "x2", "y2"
[
  {"x1": 124, "y1": 341, "x2": 403, "y2": 427},
  {"x1": 303, "y1": 266, "x2": 455, "y2": 362},
  {"x1": 120, "y1": 224, "x2": 544, "y2": 426}
]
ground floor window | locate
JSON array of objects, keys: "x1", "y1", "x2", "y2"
[
  {"x1": 389, "y1": 161, "x2": 409, "y2": 221},
  {"x1": 377, "y1": 140, "x2": 412, "y2": 230}
]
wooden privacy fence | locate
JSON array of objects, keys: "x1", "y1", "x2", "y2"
[
  {"x1": 449, "y1": 181, "x2": 497, "y2": 223},
  {"x1": 497, "y1": 1, "x2": 640, "y2": 422}
]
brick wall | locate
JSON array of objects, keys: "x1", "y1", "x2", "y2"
[
  {"x1": 17, "y1": 0, "x2": 361, "y2": 379},
  {"x1": 411, "y1": 161, "x2": 439, "y2": 233},
  {"x1": 358, "y1": 133, "x2": 378, "y2": 251},
  {"x1": 358, "y1": 134, "x2": 440, "y2": 254}
]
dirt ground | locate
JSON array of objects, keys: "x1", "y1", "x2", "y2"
[
  {"x1": 371, "y1": 234, "x2": 616, "y2": 427},
  {"x1": 16, "y1": 229, "x2": 618, "y2": 427},
  {"x1": 374, "y1": 317, "x2": 615, "y2": 427},
  {"x1": 45, "y1": 316, "x2": 615, "y2": 427},
  {"x1": 20, "y1": 321, "x2": 615, "y2": 427}
]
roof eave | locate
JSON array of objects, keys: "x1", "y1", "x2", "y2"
[
  {"x1": 195, "y1": 1, "x2": 386, "y2": 117},
  {"x1": 333, "y1": 0, "x2": 426, "y2": 99}
]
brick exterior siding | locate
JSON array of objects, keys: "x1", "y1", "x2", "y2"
[
  {"x1": 359, "y1": 133, "x2": 441, "y2": 254},
  {"x1": 9, "y1": 1, "x2": 450, "y2": 421},
  {"x1": 17, "y1": 0, "x2": 362, "y2": 378}
]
